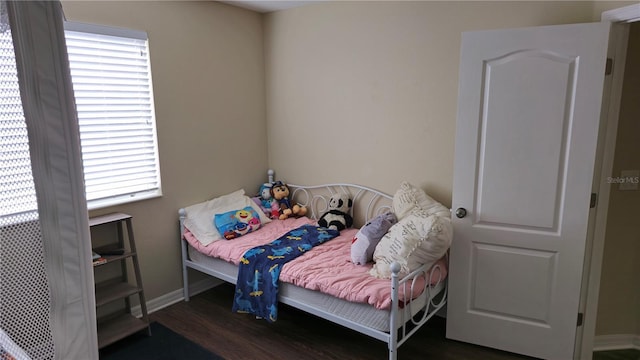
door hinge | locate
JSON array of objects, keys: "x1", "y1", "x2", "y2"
[
  {"x1": 605, "y1": 58, "x2": 614, "y2": 76},
  {"x1": 590, "y1": 193, "x2": 597, "y2": 208},
  {"x1": 577, "y1": 312, "x2": 584, "y2": 327}
]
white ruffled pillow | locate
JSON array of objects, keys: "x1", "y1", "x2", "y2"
[
  {"x1": 392, "y1": 181, "x2": 449, "y2": 220},
  {"x1": 370, "y1": 211, "x2": 452, "y2": 279},
  {"x1": 183, "y1": 189, "x2": 271, "y2": 246}
]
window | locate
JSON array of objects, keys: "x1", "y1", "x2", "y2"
[
  {"x1": 64, "y1": 22, "x2": 161, "y2": 210},
  {"x1": 1, "y1": 22, "x2": 160, "y2": 216}
]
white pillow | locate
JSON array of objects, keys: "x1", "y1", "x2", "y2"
[
  {"x1": 370, "y1": 211, "x2": 452, "y2": 279},
  {"x1": 183, "y1": 189, "x2": 271, "y2": 246},
  {"x1": 392, "y1": 181, "x2": 449, "y2": 220}
]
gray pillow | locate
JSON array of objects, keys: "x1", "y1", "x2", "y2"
[{"x1": 350, "y1": 212, "x2": 397, "y2": 265}]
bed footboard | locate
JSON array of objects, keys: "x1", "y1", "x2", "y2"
[{"x1": 389, "y1": 260, "x2": 447, "y2": 360}]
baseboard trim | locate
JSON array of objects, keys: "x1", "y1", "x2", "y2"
[
  {"x1": 593, "y1": 334, "x2": 640, "y2": 351},
  {"x1": 131, "y1": 278, "x2": 222, "y2": 317}
]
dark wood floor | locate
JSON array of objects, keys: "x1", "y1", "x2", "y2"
[
  {"x1": 593, "y1": 349, "x2": 640, "y2": 360},
  {"x1": 150, "y1": 283, "x2": 535, "y2": 360}
]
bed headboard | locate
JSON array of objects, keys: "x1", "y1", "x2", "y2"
[
  {"x1": 288, "y1": 184, "x2": 392, "y2": 228},
  {"x1": 269, "y1": 169, "x2": 392, "y2": 228},
  {"x1": 267, "y1": 169, "x2": 393, "y2": 228}
]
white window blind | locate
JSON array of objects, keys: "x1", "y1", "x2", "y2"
[
  {"x1": 64, "y1": 22, "x2": 161, "y2": 209},
  {"x1": 1, "y1": 22, "x2": 161, "y2": 216}
]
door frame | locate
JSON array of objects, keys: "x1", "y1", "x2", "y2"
[{"x1": 579, "y1": 4, "x2": 640, "y2": 359}]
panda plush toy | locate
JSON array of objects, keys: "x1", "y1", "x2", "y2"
[{"x1": 318, "y1": 193, "x2": 353, "y2": 231}]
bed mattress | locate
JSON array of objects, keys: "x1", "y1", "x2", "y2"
[{"x1": 187, "y1": 243, "x2": 444, "y2": 332}]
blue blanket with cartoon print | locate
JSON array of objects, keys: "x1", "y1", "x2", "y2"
[{"x1": 232, "y1": 224, "x2": 339, "y2": 322}]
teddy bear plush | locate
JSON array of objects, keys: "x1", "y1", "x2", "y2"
[
  {"x1": 318, "y1": 193, "x2": 353, "y2": 231},
  {"x1": 350, "y1": 212, "x2": 397, "y2": 265},
  {"x1": 270, "y1": 181, "x2": 307, "y2": 220}
]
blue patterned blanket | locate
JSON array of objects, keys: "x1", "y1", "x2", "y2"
[{"x1": 232, "y1": 224, "x2": 339, "y2": 322}]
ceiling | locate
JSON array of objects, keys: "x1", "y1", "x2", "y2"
[{"x1": 219, "y1": 0, "x2": 316, "y2": 13}]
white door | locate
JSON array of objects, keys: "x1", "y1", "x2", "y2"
[{"x1": 446, "y1": 22, "x2": 610, "y2": 359}]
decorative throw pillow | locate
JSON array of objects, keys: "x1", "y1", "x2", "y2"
[
  {"x1": 214, "y1": 206, "x2": 262, "y2": 240},
  {"x1": 183, "y1": 189, "x2": 271, "y2": 246},
  {"x1": 350, "y1": 212, "x2": 397, "y2": 265},
  {"x1": 370, "y1": 212, "x2": 452, "y2": 279},
  {"x1": 392, "y1": 181, "x2": 449, "y2": 220}
]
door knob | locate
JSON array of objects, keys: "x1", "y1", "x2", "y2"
[{"x1": 455, "y1": 208, "x2": 467, "y2": 218}]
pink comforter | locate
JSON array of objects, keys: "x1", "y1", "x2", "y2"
[{"x1": 184, "y1": 217, "x2": 447, "y2": 310}]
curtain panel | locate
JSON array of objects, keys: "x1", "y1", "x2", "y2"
[{"x1": 6, "y1": 1, "x2": 97, "y2": 358}]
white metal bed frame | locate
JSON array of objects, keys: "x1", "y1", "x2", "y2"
[{"x1": 179, "y1": 170, "x2": 448, "y2": 360}]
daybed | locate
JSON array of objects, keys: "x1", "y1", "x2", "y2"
[{"x1": 179, "y1": 170, "x2": 450, "y2": 360}]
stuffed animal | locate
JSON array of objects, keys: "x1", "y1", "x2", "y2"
[
  {"x1": 257, "y1": 182, "x2": 280, "y2": 219},
  {"x1": 351, "y1": 212, "x2": 397, "y2": 265},
  {"x1": 271, "y1": 181, "x2": 307, "y2": 220},
  {"x1": 318, "y1": 193, "x2": 353, "y2": 231}
]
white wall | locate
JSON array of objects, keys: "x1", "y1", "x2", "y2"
[
  {"x1": 62, "y1": 0, "x2": 267, "y2": 301},
  {"x1": 264, "y1": 0, "x2": 636, "y2": 338},
  {"x1": 264, "y1": 1, "x2": 632, "y2": 206}
]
